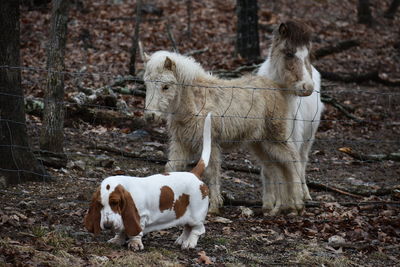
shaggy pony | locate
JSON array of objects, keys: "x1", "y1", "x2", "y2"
[{"x1": 144, "y1": 50, "x2": 312, "y2": 215}]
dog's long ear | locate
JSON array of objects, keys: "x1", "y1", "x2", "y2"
[
  {"x1": 117, "y1": 185, "x2": 142, "y2": 237},
  {"x1": 164, "y1": 56, "x2": 176, "y2": 73},
  {"x1": 84, "y1": 187, "x2": 102, "y2": 235}
]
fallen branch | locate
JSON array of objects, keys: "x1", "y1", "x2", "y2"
[
  {"x1": 25, "y1": 98, "x2": 146, "y2": 129},
  {"x1": 33, "y1": 150, "x2": 68, "y2": 169},
  {"x1": 314, "y1": 40, "x2": 360, "y2": 60},
  {"x1": 67, "y1": 106, "x2": 146, "y2": 128},
  {"x1": 184, "y1": 47, "x2": 209, "y2": 57},
  {"x1": 338, "y1": 147, "x2": 400, "y2": 162},
  {"x1": 319, "y1": 70, "x2": 400, "y2": 87},
  {"x1": 87, "y1": 144, "x2": 167, "y2": 164},
  {"x1": 320, "y1": 93, "x2": 364, "y2": 123},
  {"x1": 307, "y1": 180, "x2": 364, "y2": 199}
]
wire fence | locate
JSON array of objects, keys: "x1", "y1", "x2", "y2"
[
  {"x1": 1, "y1": 63, "x2": 399, "y2": 201},
  {"x1": 0, "y1": 0, "x2": 399, "y2": 210}
]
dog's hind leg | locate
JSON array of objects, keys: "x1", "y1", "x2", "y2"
[
  {"x1": 175, "y1": 225, "x2": 192, "y2": 246},
  {"x1": 181, "y1": 223, "x2": 205, "y2": 249}
]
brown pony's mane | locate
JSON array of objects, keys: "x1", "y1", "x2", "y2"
[{"x1": 276, "y1": 20, "x2": 311, "y2": 47}]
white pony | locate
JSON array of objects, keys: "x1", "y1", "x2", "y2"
[{"x1": 258, "y1": 21, "x2": 324, "y2": 205}]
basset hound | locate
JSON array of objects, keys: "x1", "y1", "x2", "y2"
[{"x1": 84, "y1": 113, "x2": 212, "y2": 250}]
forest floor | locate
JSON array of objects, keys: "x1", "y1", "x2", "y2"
[{"x1": 1, "y1": 0, "x2": 400, "y2": 266}]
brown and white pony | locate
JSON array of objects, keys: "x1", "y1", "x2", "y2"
[{"x1": 258, "y1": 20, "x2": 324, "y2": 212}]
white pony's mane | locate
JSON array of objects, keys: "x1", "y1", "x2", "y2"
[{"x1": 147, "y1": 51, "x2": 212, "y2": 84}]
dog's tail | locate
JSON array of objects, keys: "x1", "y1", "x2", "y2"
[{"x1": 191, "y1": 112, "x2": 212, "y2": 178}]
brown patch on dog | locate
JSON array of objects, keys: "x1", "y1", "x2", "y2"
[
  {"x1": 174, "y1": 193, "x2": 190, "y2": 219},
  {"x1": 199, "y1": 184, "x2": 209, "y2": 199},
  {"x1": 191, "y1": 159, "x2": 206, "y2": 179},
  {"x1": 106, "y1": 184, "x2": 110, "y2": 190},
  {"x1": 84, "y1": 187, "x2": 102, "y2": 235},
  {"x1": 159, "y1": 186, "x2": 175, "y2": 212},
  {"x1": 109, "y1": 187, "x2": 123, "y2": 214},
  {"x1": 110, "y1": 185, "x2": 142, "y2": 237}
]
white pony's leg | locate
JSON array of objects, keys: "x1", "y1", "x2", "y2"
[{"x1": 204, "y1": 144, "x2": 222, "y2": 214}]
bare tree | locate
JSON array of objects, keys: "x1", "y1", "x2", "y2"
[
  {"x1": 40, "y1": 0, "x2": 69, "y2": 156},
  {"x1": 0, "y1": 0, "x2": 50, "y2": 187},
  {"x1": 235, "y1": 0, "x2": 260, "y2": 62},
  {"x1": 186, "y1": 0, "x2": 192, "y2": 38},
  {"x1": 129, "y1": 0, "x2": 142, "y2": 75},
  {"x1": 385, "y1": 0, "x2": 400, "y2": 19},
  {"x1": 357, "y1": 0, "x2": 373, "y2": 25}
]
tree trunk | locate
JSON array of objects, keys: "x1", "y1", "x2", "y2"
[
  {"x1": 0, "y1": 0, "x2": 50, "y2": 187},
  {"x1": 129, "y1": 0, "x2": 142, "y2": 75},
  {"x1": 40, "y1": 0, "x2": 69, "y2": 155},
  {"x1": 186, "y1": 0, "x2": 192, "y2": 38},
  {"x1": 235, "y1": 0, "x2": 260, "y2": 62},
  {"x1": 357, "y1": 0, "x2": 373, "y2": 25},
  {"x1": 384, "y1": 0, "x2": 400, "y2": 19}
]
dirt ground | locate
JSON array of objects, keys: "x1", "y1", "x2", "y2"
[{"x1": 1, "y1": 0, "x2": 400, "y2": 266}]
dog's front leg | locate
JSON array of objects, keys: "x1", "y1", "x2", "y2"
[
  {"x1": 127, "y1": 232, "x2": 144, "y2": 251},
  {"x1": 166, "y1": 139, "x2": 190, "y2": 172}
]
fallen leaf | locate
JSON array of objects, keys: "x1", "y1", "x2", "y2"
[{"x1": 197, "y1": 251, "x2": 213, "y2": 265}]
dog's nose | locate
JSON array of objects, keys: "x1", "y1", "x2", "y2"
[{"x1": 103, "y1": 222, "x2": 113, "y2": 230}]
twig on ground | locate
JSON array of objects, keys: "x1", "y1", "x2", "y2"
[
  {"x1": 338, "y1": 147, "x2": 400, "y2": 162},
  {"x1": 307, "y1": 181, "x2": 364, "y2": 199},
  {"x1": 184, "y1": 47, "x2": 209, "y2": 57},
  {"x1": 87, "y1": 144, "x2": 168, "y2": 164},
  {"x1": 321, "y1": 93, "x2": 364, "y2": 123}
]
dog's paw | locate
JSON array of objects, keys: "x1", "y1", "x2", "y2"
[
  {"x1": 180, "y1": 236, "x2": 198, "y2": 250},
  {"x1": 127, "y1": 239, "x2": 144, "y2": 251},
  {"x1": 181, "y1": 240, "x2": 197, "y2": 250},
  {"x1": 175, "y1": 234, "x2": 186, "y2": 246}
]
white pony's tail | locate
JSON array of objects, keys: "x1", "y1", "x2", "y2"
[
  {"x1": 201, "y1": 112, "x2": 212, "y2": 168},
  {"x1": 191, "y1": 112, "x2": 212, "y2": 178}
]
